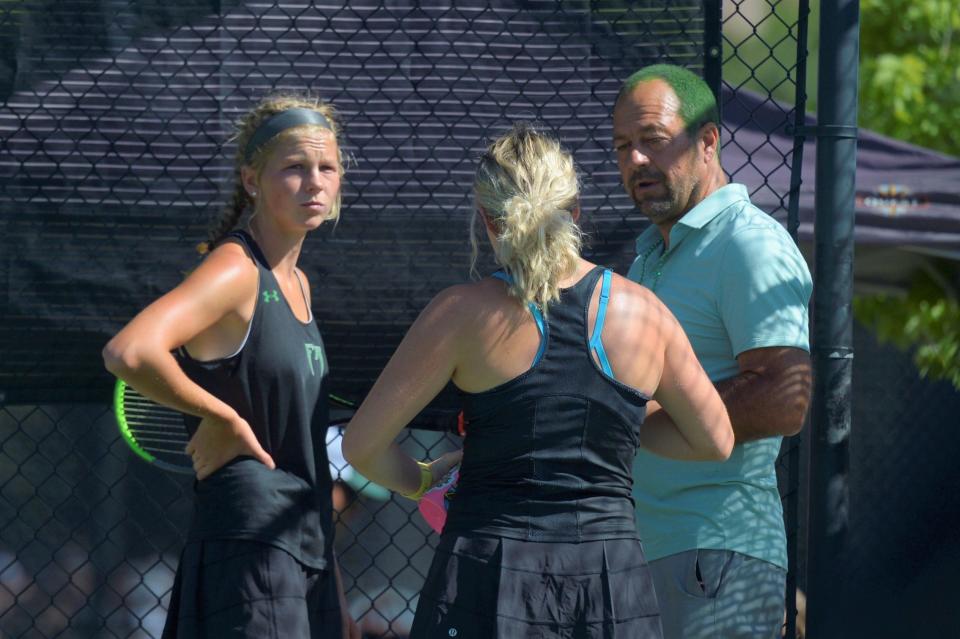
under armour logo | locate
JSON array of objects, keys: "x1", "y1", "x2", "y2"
[
  {"x1": 262, "y1": 290, "x2": 280, "y2": 303},
  {"x1": 305, "y1": 343, "x2": 327, "y2": 377}
]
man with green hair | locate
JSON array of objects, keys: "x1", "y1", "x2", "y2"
[{"x1": 613, "y1": 63, "x2": 813, "y2": 638}]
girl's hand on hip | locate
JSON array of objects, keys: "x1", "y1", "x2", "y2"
[
  {"x1": 428, "y1": 449, "x2": 463, "y2": 485},
  {"x1": 186, "y1": 414, "x2": 275, "y2": 480}
]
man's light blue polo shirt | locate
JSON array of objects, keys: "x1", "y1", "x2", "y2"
[{"x1": 627, "y1": 183, "x2": 812, "y2": 569}]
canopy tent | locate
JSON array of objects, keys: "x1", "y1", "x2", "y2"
[
  {"x1": 724, "y1": 87, "x2": 960, "y2": 249},
  {"x1": 720, "y1": 88, "x2": 960, "y2": 291}
]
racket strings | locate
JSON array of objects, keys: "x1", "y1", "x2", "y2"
[
  {"x1": 120, "y1": 388, "x2": 191, "y2": 460},
  {"x1": 116, "y1": 382, "x2": 375, "y2": 475}
]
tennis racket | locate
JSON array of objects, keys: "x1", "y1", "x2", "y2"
[{"x1": 112, "y1": 378, "x2": 359, "y2": 475}]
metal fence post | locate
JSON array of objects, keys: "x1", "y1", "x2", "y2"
[{"x1": 807, "y1": 0, "x2": 860, "y2": 636}]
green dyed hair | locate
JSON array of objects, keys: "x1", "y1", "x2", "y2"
[{"x1": 617, "y1": 64, "x2": 719, "y2": 135}]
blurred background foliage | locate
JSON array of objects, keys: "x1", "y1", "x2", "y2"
[
  {"x1": 859, "y1": 0, "x2": 959, "y2": 157},
  {"x1": 854, "y1": 0, "x2": 960, "y2": 390},
  {"x1": 853, "y1": 269, "x2": 960, "y2": 390}
]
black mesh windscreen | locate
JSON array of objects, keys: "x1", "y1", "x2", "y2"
[{"x1": 1, "y1": 0, "x2": 709, "y2": 406}]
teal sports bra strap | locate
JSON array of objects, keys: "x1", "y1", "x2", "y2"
[
  {"x1": 492, "y1": 271, "x2": 547, "y2": 365},
  {"x1": 588, "y1": 269, "x2": 614, "y2": 377}
]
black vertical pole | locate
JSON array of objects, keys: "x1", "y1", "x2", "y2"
[
  {"x1": 807, "y1": 1, "x2": 859, "y2": 637},
  {"x1": 702, "y1": 0, "x2": 723, "y2": 120},
  {"x1": 787, "y1": 0, "x2": 811, "y2": 242},
  {"x1": 784, "y1": 6, "x2": 811, "y2": 638}
]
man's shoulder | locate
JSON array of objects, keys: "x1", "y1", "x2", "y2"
[
  {"x1": 716, "y1": 196, "x2": 797, "y2": 251},
  {"x1": 706, "y1": 189, "x2": 809, "y2": 279}
]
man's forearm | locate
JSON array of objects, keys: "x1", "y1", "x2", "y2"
[
  {"x1": 644, "y1": 347, "x2": 811, "y2": 446},
  {"x1": 715, "y1": 369, "x2": 809, "y2": 443}
]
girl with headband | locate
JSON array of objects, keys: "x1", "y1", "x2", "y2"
[{"x1": 104, "y1": 96, "x2": 360, "y2": 638}]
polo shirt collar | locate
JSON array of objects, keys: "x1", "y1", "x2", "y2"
[
  {"x1": 677, "y1": 183, "x2": 749, "y2": 229},
  {"x1": 634, "y1": 183, "x2": 749, "y2": 254}
]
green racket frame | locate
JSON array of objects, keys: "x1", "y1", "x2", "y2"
[{"x1": 113, "y1": 379, "x2": 194, "y2": 474}]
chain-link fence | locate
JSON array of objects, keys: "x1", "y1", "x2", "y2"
[
  {"x1": 840, "y1": 322, "x2": 960, "y2": 637},
  {"x1": 1, "y1": 1, "x2": 822, "y2": 637}
]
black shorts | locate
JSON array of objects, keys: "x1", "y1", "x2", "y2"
[
  {"x1": 162, "y1": 539, "x2": 343, "y2": 639},
  {"x1": 410, "y1": 534, "x2": 662, "y2": 639}
]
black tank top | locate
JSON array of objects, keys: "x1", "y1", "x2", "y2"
[
  {"x1": 175, "y1": 230, "x2": 334, "y2": 569},
  {"x1": 445, "y1": 266, "x2": 649, "y2": 542}
]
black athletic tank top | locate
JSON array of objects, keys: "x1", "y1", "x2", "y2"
[
  {"x1": 175, "y1": 230, "x2": 333, "y2": 569},
  {"x1": 445, "y1": 266, "x2": 649, "y2": 542}
]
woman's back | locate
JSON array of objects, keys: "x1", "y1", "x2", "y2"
[
  {"x1": 444, "y1": 261, "x2": 672, "y2": 542},
  {"x1": 343, "y1": 123, "x2": 730, "y2": 639},
  {"x1": 451, "y1": 260, "x2": 667, "y2": 397}
]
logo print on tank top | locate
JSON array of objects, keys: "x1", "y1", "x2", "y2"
[
  {"x1": 304, "y1": 343, "x2": 327, "y2": 377},
  {"x1": 262, "y1": 290, "x2": 280, "y2": 303}
]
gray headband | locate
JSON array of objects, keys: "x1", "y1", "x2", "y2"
[{"x1": 243, "y1": 108, "x2": 333, "y2": 162}]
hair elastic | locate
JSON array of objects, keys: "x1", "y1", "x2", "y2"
[{"x1": 243, "y1": 108, "x2": 332, "y2": 162}]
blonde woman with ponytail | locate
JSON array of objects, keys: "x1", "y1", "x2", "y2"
[
  {"x1": 343, "y1": 123, "x2": 732, "y2": 638},
  {"x1": 103, "y1": 94, "x2": 359, "y2": 638}
]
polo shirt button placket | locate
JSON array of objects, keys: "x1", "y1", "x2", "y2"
[{"x1": 653, "y1": 256, "x2": 666, "y2": 288}]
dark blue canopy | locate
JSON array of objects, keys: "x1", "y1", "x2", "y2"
[{"x1": 722, "y1": 87, "x2": 960, "y2": 252}]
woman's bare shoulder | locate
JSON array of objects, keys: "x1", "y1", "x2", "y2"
[
  {"x1": 200, "y1": 239, "x2": 256, "y2": 273},
  {"x1": 606, "y1": 272, "x2": 666, "y2": 316},
  {"x1": 424, "y1": 278, "x2": 499, "y2": 316},
  {"x1": 412, "y1": 277, "x2": 521, "y2": 337},
  {"x1": 175, "y1": 239, "x2": 258, "y2": 306},
  {"x1": 603, "y1": 272, "x2": 682, "y2": 346}
]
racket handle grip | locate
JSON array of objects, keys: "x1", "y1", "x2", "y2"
[{"x1": 418, "y1": 466, "x2": 459, "y2": 534}]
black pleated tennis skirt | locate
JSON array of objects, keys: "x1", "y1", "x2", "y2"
[
  {"x1": 410, "y1": 535, "x2": 662, "y2": 639},
  {"x1": 161, "y1": 539, "x2": 343, "y2": 639}
]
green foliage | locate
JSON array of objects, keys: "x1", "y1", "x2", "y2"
[
  {"x1": 859, "y1": 0, "x2": 960, "y2": 156},
  {"x1": 854, "y1": 270, "x2": 960, "y2": 390},
  {"x1": 722, "y1": 1, "x2": 818, "y2": 107},
  {"x1": 722, "y1": 0, "x2": 959, "y2": 156},
  {"x1": 854, "y1": 0, "x2": 960, "y2": 389}
]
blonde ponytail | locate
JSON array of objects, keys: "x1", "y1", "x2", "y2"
[{"x1": 472, "y1": 123, "x2": 582, "y2": 310}]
